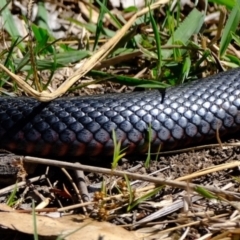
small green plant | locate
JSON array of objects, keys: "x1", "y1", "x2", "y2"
[
  {"x1": 124, "y1": 174, "x2": 134, "y2": 208},
  {"x1": 6, "y1": 184, "x2": 18, "y2": 207},
  {"x1": 127, "y1": 185, "x2": 164, "y2": 211},
  {"x1": 111, "y1": 129, "x2": 126, "y2": 170}
]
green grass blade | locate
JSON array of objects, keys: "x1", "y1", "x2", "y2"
[
  {"x1": 149, "y1": 5, "x2": 161, "y2": 78},
  {"x1": 124, "y1": 6, "x2": 138, "y2": 13},
  {"x1": 67, "y1": 19, "x2": 116, "y2": 37},
  {"x1": 89, "y1": 70, "x2": 170, "y2": 88},
  {"x1": 127, "y1": 186, "x2": 164, "y2": 211},
  {"x1": 32, "y1": 200, "x2": 39, "y2": 240},
  {"x1": 0, "y1": 0, "x2": 21, "y2": 38},
  {"x1": 195, "y1": 186, "x2": 218, "y2": 200},
  {"x1": 223, "y1": 54, "x2": 240, "y2": 66},
  {"x1": 4, "y1": 37, "x2": 20, "y2": 66},
  {"x1": 208, "y1": 0, "x2": 236, "y2": 9},
  {"x1": 31, "y1": 24, "x2": 52, "y2": 53},
  {"x1": 162, "y1": 8, "x2": 204, "y2": 61},
  {"x1": 124, "y1": 175, "x2": 134, "y2": 207},
  {"x1": 93, "y1": 0, "x2": 107, "y2": 50},
  {"x1": 43, "y1": 47, "x2": 57, "y2": 89},
  {"x1": 112, "y1": 129, "x2": 126, "y2": 169},
  {"x1": 144, "y1": 124, "x2": 152, "y2": 169},
  {"x1": 219, "y1": 0, "x2": 240, "y2": 56},
  {"x1": 180, "y1": 55, "x2": 191, "y2": 83},
  {"x1": 14, "y1": 49, "x2": 91, "y2": 71},
  {"x1": 96, "y1": 0, "x2": 122, "y2": 29},
  {"x1": 36, "y1": 1, "x2": 52, "y2": 33},
  {"x1": 232, "y1": 32, "x2": 240, "y2": 46}
]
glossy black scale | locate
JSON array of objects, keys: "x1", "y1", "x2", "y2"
[{"x1": 1, "y1": 68, "x2": 240, "y2": 156}]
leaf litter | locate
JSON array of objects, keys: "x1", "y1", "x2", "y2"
[{"x1": 1, "y1": 0, "x2": 240, "y2": 239}]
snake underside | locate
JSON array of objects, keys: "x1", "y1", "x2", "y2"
[{"x1": 1, "y1": 69, "x2": 240, "y2": 157}]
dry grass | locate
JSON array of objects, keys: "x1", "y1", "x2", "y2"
[{"x1": 0, "y1": 0, "x2": 240, "y2": 239}]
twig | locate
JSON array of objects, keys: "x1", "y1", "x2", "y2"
[
  {"x1": 0, "y1": 175, "x2": 46, "y2": 195},
  {"x1": 152, "y1": 142, "x2": 240, "y2": 155},
  {"x1": 23, "y1": 156, "x2": 240, "y2": 199}
]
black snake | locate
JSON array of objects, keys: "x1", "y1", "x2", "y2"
[{"x1": 1, "y1": 68, "x2": 240, "y2": 157}]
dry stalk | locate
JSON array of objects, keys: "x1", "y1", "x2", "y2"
[{"x1": 0, "y1": 0, "x2": 169, "y2": 101}]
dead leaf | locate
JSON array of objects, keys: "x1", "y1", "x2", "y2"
[
  {"x1": 0, "y1": 212, "x2": 139, "y2": 240},
  {"x1": 0, "y1": 203, "x2": 14, "y2": 212},
  {"x1": 50, "y1": 186, "x2": 72, "y2": 199}
]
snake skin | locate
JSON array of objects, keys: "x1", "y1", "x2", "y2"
[{"x1": 1, "y1": 68, "x2": 240, "y2": 157}]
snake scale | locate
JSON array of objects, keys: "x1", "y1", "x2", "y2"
[{"x1": 1, "y1": 68, "x2": 240, "y2": 157}]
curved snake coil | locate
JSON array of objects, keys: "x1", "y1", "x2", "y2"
[{"x1": 1, "y1": 68, "x2": 240, "y2": 157}]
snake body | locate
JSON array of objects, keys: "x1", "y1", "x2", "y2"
[{"x1": 1, "y1": 69, "x2": 240, "y2": 157}]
